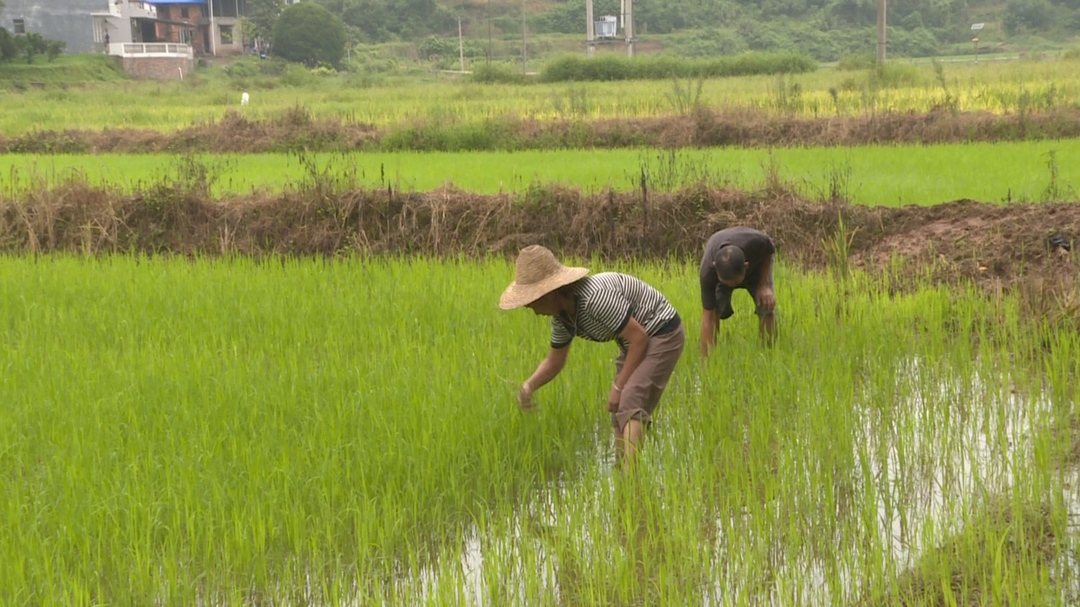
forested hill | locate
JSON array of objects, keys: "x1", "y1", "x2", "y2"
[{"x1": 308, "y1": 0, "x2": 1079, "y2": 60}]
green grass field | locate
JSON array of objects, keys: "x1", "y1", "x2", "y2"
[
  {"x1": 3, "y1": 139, "x2": 1078, "y2": 204},
  {"x1": 0, "y1": 255, "x2": 1076, "y2": 605},
  {"x1": 1, "y1": 55, "x2": 1079, "y2": 135}
]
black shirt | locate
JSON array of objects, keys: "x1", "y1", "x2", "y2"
[{"x1": 699, "y1": 227, "x2": 775, "y2": 310}]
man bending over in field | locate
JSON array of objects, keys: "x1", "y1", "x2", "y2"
[{"x1": 700, "y1": 226, "x2": 777, "y2": 355}]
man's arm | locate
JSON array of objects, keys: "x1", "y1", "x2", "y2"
[
  {"x1": 519, "y1": 345, "x2": 570, "y2": 408},
  {"x1": 753, "y1": 253, "x2": 776, "y2": 345},
  {"x1": 609, "y1": 318, "x2": 650, "y2": 412},
  {"x1": 700, "y1": 307, "x2": 719, "y2": 358},
  {"x1": 753, "y1": 254, "x2": 775, "y2": 307}
]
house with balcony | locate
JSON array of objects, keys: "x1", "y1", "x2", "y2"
[
  {"x1": 1, "y1": 0, "x2": 253, "y2": 57},
  {"x1": 88, "y1": 1, "x2": 194, "y2": 80},
  {"x1": 92, "y1": 0, "x2": 249, "y2": 57}
]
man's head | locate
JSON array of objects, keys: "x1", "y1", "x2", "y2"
[{"x1": 715, "y1": 245, "x2": 749, "y2": 287}]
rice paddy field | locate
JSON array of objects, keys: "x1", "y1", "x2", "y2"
[
  {"x1": 0, "y1": 255, "x2": 1078, "y2": 606},
  {"x1": 2, "y1": 48, "x2": 1080, "y2": 607},
  {"x1": 2, "y1": 139, "x2": 1079, "y2": 205}
]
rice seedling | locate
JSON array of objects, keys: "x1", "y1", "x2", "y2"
[
  {"x1": 1, "y1": 139, "x2": 1078, "y2": 205},
  {"x1": 0, "y1": 255, "x2": 1076, "y2": 605}
]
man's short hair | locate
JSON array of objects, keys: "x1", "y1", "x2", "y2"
[{"x1": 715, "y1": 245, "x2": 746, "y2": 282}]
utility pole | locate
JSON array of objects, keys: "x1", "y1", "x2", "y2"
[
  {"x1": 875, "y1": 0, "x2": 886, "y2": 63},
  {"x1": 521, "y1": 0, "x2": 527, "y2": 75},
  {"x1": 208, "y1": 0, "x2": 217, "y2": 55},
  {"x1": 586, "y1": 0, "x2": 594, "y2": 57},
  {"x1": 458, "y1": 16, "x2": 465, "y2": 72},
  {"x1": 624, "y1": 0, "x2": 633, "y2": 57}
]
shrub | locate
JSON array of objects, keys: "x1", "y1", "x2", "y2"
[
  {"x1": 272, "y1": 2, "x2": 347, "y2": 68},
  {"x1": 224, "y1": 58, "x2": 261, "y2": 79},
  {"x1": 836, "y1": 55, "x2": 875, "y2": 70},
  {"x1": 539, "y1": 52, "x2": 815, "y2": 83},
  {"x1": 0, "y1": 27, "x2": 15, "y2": 62},
  {"x1": 470, "y1": 62, "x2": 529, "y2": 84}
]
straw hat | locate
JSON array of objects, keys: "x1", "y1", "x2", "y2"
[{"x1": 499, "y1": 245, "x2": 589, "y2": 310}]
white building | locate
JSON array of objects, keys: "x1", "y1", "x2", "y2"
[{"x1": 1, "y1": 0, "x2": 104, "y2": 53}]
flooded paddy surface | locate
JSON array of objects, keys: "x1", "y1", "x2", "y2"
[
  {"x1": 0, "y1": 256, "x2": 1077, "y2": 606},
  {"x1": 396, "y1": 359, "x2": 1080, "y2": 606}
]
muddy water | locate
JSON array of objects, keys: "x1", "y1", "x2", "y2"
[{"x1": 395, "y1": 363, "x2": 1079, "y2": 606}]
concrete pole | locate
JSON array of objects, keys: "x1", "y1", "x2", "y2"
[
  {"x1": 876, "y1": 0, "x2": 886, "y2": 63},
  {"x1": 624, "y1": 0, "x2": 633, "y2": 58},
  {"x1": 521, "y1": 0, "x2": 527, "y2": 75},
  {"x1": 209, "y1": 0, "x2": 217, "y2": 55},
  {"x1": 586, "y1": 0, "x2": 594, "y2": 57},
  {"x1": 458, "y1": 17, "x2": 465, "y2": 71}
]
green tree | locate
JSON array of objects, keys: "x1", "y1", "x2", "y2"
[
  {"x1": 45, "y1": 39, "x2": 64, "y2": 62},
  {"x1": 245, "y1": 0, "x2": 283, "y2": 42},
  {"x1": 0, "y1": 27, "x2": 15, "y2": 62},
  {"x1": 1003, "y1": 0, "x2": 1056, "y2": 33},
  {"x1": 14, "y1": 32, "x2": 48, "y2": 64},
  {"x1": 271, "y1": 2, "x2": 347, "y2": 67},
  {"x1": 323, "y1": 0, "x2": 453, "y2": 43}
]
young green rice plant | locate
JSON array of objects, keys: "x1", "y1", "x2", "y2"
[
  {"x1": 666, "y1": 75, "x2": 706, "y2": 117},
  {"x1": 823, "y1": 210, "x2": 859, "y2": 280},
  {"x1": 2, "y1": 139, "x2": 1080, "y2": 205},
  {"x1": 0, "y1": 255, "x2": 1076, "y2": 605}
]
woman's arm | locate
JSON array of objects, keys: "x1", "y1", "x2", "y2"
[
  {"x1": 609, "y1": 318, "x2": 650, "y2": 412},
  {"x1": 519, "y1": 345, "x2": 570, "y2": 408}
]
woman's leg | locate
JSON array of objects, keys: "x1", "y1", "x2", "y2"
[{"x1": 611, "y1": 325, "x2": 686, "y2": 467}]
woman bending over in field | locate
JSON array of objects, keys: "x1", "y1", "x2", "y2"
[{"x1": 499, "y1": 245, "x2": 685, "y2": 467}]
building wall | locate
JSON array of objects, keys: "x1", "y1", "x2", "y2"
[
  {"x1": 0, "y1": 0, "x2": 104, "y2": 54},
  {"x1": 121, "y1": 55, "x2": 195, "y2": 80},
  {"x1": 2, "y1": 0, "x2": 254, "y2": 57},
  {"x1": 212, "y1": 17, "x2": 244, "y2": 56},
  {"x1": 156, "y1": 4, "x2": 204, "y2": 23},
  {"x1": 154, "y1": 4, "x2": 206, "y2": 54}
]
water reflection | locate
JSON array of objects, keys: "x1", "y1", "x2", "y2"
[{"x1": 395, "y1": 360, "x2": 1079, "y2": 606}]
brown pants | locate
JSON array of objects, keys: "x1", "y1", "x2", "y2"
[{"x1": 611, "y1": 323, "x2": 685, "y2": 433}]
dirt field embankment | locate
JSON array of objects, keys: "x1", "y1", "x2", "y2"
[
  {"x1": 4, "y1": 107, "x2": 1080, "y2": 153},
  {"x1": 3, "y1": 180, "x2": 1076, "y2": 306}
]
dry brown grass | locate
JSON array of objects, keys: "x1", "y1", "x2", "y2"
[
  {"x1": 2, "y1": 175, "x2": 1076, "y2": 296},
  {"x1": 4, "y1": 107, "x2": 1080, "y2": 153}
]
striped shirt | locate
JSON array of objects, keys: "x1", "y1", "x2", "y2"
[{"x1": 551, "y1": 272, "x2": 679, "y2": 352}]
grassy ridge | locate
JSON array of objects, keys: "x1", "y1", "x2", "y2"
[
  {"x1": 2, "y1": 140, "x2": 1078, "y2": 204},
  {"x1": 0, "y1": 54, "x2": 126, "y2": 87},
  {"x1": 0, "y1": 255, "x2": 1076, "y2": 604}
]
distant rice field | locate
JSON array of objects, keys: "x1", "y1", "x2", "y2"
[
  {"x1": 0, "y1": 56, "x2": 1078, "y2": 134},
  {"x1": 2, "y1": 139, "x2": 1078, "y2": 205},
  {"x1": 1, "y1": 255, "x2": 1077, "y2": 605}
]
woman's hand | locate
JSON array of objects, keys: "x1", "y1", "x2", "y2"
[
  {"x1": 607, "y1": 385, "x2": 622, "y2": 413},
  {"x1": 518, "y1": 381, "x2": 534, "y2": 410}
]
